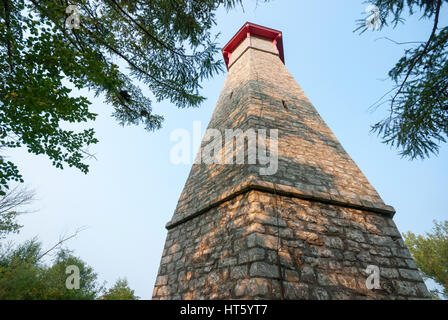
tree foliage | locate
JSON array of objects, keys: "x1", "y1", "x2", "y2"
[
  {"x1": 358, "y1": 0, "x2": 448, "y2": 159},
  {"x1": 100, "y1": 278, "x2": 139, "y2": 300},
  {"x1": 0, "y1": 0, "x2": 250, "y2": 194},
  {"x1": 0, "y1": 185, "x2": 35, "y2": 239},
  {"x1": 0, "y1": 240, "x2": 103, "y2": 299},
  {"x1": 0, "y1": 239, "x2": 141, "y2": 299},
  {"x1": 0, "y1": 186, "x2": 138, "y2": 299},
  {"x1": 403, "y1": 220, "x2": 448, "y2": 300}
]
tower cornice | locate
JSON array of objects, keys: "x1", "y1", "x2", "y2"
[{"x1": 222, "y1": 22, "x2": 285, "y2": 70}]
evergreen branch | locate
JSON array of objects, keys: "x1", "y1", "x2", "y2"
[{"x1": 390, "y1": 0, "x2": 442, "y2": 108}]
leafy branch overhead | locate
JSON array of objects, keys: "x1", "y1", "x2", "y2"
[
  {"x1": 0, "y1": 0, "x2": 249, "y2": 194},
  {"x1": 358, "y1": 0, "x2": 448, "y2": 160}
]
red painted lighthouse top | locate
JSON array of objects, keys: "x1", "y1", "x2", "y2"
[{"x1": 222, "y1": 22, "x2": 284, "y2": 70}]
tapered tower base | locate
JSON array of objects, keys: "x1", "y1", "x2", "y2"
[{"x1": 153, "y1": 23, "x2": 429, "y2": 300}]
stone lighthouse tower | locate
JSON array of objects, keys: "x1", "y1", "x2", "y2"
[{"x1": 153, "y1": 23, "x2": 429, "y2": 300}]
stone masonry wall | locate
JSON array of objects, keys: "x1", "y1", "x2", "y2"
[
  {"x1": 154, "y1": 26, "x2": 430, "y2": 300},
  {"x1": 153, "y1": 190, "x2": 429, "y2": 300},
  {"x1": 168, "y1": 33, "x2": 393, "y2": 229}
]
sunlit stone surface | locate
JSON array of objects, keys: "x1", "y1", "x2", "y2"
[{"x1": 153, "y1": 23, "x2": 429, "y2": 300}]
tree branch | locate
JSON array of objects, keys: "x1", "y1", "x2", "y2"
[
  {"x1": 0, "y1": 227, "x2": 86, "y2": 276},
  {"x1": 2, "y1": 0, "x2": 14, "y2": 72},
  {"x1": 0, "y1": 185, "x2": 36, "y2": 216},
  {"x1": 106, "y1": 0, "x2": 193, "y2": 58},
  {"x1": 375, "y1": 36, "x2": 425, "y2": 45},
  {"x1": 390, "y1": 0, "x2": 442, "y2": 107},
  {"x1": 28, "y1": 0, "x2": 189, "y2": 108},
  {"x1": 81, "y1": 23, "x2": 189, "y2": 96},
  {"x1": 36, "y1": 227, "x2": 87, "y2": 262}
]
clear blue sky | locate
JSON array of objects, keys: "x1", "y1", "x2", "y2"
[{"x1": 7, "y1": 1, "x2": 448, "y2": 299}]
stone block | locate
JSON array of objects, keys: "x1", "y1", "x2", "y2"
[{"x1": 250, "y1": 262, "x2": 279, "y2": 278}]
